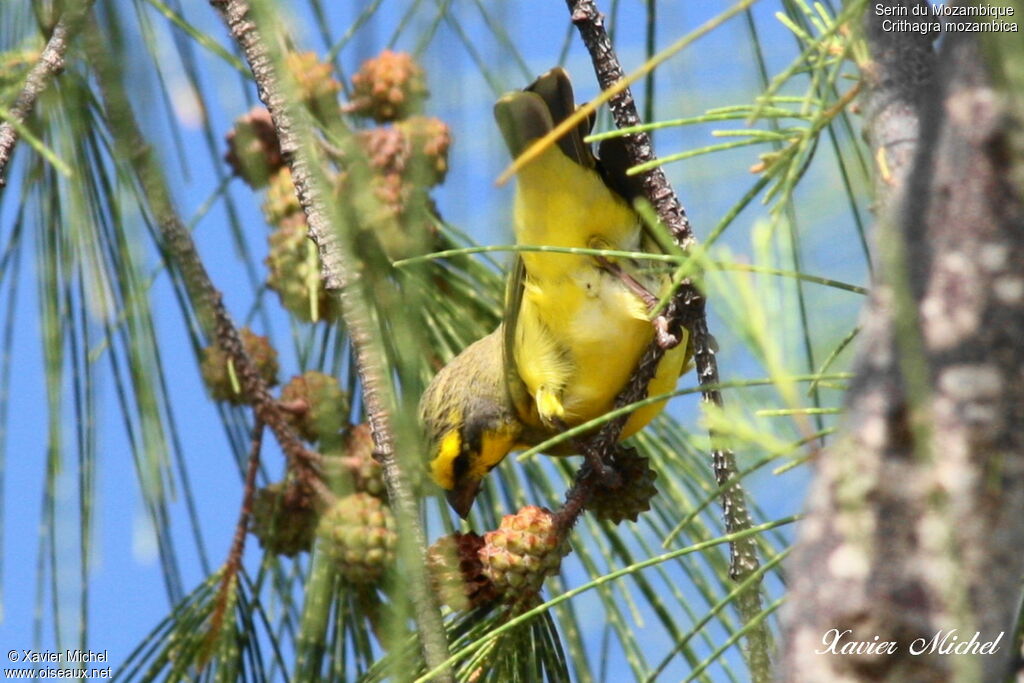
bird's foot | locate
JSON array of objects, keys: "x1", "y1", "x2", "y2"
[
  {"x1": 594, "y1": 254, "x2": 680, "y2": 349},
  {"x1": 582, "y1": 446, "x2": 621, "y2": 489},
  {"x1": 653, "y1": 314, "x2": 680, "y2": 349}
]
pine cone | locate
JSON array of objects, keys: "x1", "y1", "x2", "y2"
[
  {"x1": 265, "y1": 215, "x2": 339, "y2": 322},
  {"x1": 343, "y1": 423, "x2": 387, "y2": 498},
  {"x1": 479, "y1": 506, "x2": 569, "y2": 600},
  {"x1": 285, "y1": 51, "x2": 342, "y2": 120},
  {"x1": 250, "y1": 481, "x2": 319, "y2": 557},
  {"x1": 587, "y1": 448, "x2": 658, "y2": 524},
  {"x1": 279, "y1": 371, "x2": 348, "y2": 445},
  {"x1": 317, "y1": 493, "x2": 396, "y2": 584},
  {"x1": 397, "y1": 116, "x2": 451, "y2": 186},
  {"x1": 364, "y1": 173, "x2": 438, "y2": 260},
  {"x1": 358, "y1": 117, "x2": 451, "y2": 187},
  {"x1": 370, "y1": 171, "x2": 407, "y2": 222},
  {"x1": 200, "y1": 327, "x2": 279, "y2": 404},
  {"x1": 358, "y1": 126, "x2": 410, "y2": 176},
  {"x1": 224, "y1": 107, "x2": 283, "y2": 188},
  {"x1": 263, "y1": 168, "x2": 302, "y2": 227},
  {"x1": 427, "y1": 532, "x2": 499, "y2": 611},
  {"x1": 345, "y1": 50, "x2": 427, "y2": 122},
  {"x1": 321, "y1": 423, "x2": 386, "y2": 497}
]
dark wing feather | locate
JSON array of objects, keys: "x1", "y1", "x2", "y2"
[
  {"x1": 525, "y1": 68, "x2": 595, "y2": 168},
  {"x1": 502, "y1": 256, "x2": 531, "y2": 418}
]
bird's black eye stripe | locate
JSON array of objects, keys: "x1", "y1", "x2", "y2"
[
  {"x1": 463, "y1": 414, "x2": 490, "y2": 454},
  {"x1": 451, "y1": 419, "x2": 486, "y2": 483},
  {"x1": 452, "y1": 452, "x2": 470, "y2": 482}
]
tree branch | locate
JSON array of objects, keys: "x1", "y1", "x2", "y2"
[
  {"x1": 0, "y1": 0, "x2": 94, "y2": 187},
  {"x1": 208, "y1": 0, "x2": 452, "y2": 677},
  {"x1": 208, "y1": 419, "x2": 264, "y2": 655},
  {"x1": 564, "y1": 1, "x2": 769, "y2": 678}
]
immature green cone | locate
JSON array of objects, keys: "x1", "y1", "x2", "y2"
[
  {"x1": 587, "y1": 449, "x2": 658, "y2": 524},
  {"x1": 285, "y1": 51, "x2": 342, "y2": 121},
  {"x1": 345, "y1": 50, "x2": 427, "y2": 122},
  {"x1": 317, "y1": 493, "x2": 396, "y2": 584},
  {"x1": 397, "y1": 116, "x2": 451, "y2": 186},
  {"x1": 250, "y1": 481, "x2": 318, "y2": 557},
  {"x1": 479, "y1": 506, "x2": 569, "y2": 599},
  {"x1": 358, "y1": 117, "x2": 451, "y2": 187},
  {"x1": 427, "y1": 532, "x2": 498, "y2": 611},
  {"x1": 280, "y1": 371, "x2": 348, "y2": 445},
  {"x1": 265, "y1": 215, "x2": 339, "y2": 322},
  {"x1": 262, "y1": 168, "x2": 302, "y2": 227},
  {"x1": 343, "y1": 423, "x2": 386, "y2": 498},
  {"x1": 224, "y1": 107, "x2": 283, "y2": 189},
  {"x1": 200, "y1": 327, "x2": 279, "y2": 404}
]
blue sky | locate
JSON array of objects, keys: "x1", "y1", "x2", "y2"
[{"x1": 0, "y1": 0, "x2": 869, "y2": 678}]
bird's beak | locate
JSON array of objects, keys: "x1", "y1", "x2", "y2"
[{"x1": 445, "y1": 479, "x2": 481, "y2": 520}]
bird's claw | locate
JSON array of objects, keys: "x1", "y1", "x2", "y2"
[
  {"x1": 584, "y1": 449, "x2": 621, "y2": 489},
  {"x1": 653, "y1": 315, "x2": 680, "y2": 349},
  {"x1": 594, "y1": 254, "x2": 681, "y2": 348}
]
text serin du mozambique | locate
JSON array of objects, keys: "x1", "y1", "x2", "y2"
[{"x1": 875, "y1": 2, "x2": 1017, "y2": 32}]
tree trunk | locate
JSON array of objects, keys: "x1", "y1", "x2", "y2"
[{"x1": 782, "y1": 3, "x2": 1024, "y2": 680}]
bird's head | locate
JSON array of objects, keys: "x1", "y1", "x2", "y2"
[
  {"x1": 426, "y1": 412, "x2": 519, "y2": 518},
  {"x1": 419, "y1": 332, "x2": 523, "y2": 519}
]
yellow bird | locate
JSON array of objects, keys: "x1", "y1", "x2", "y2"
[{"x1": 420, "y1": 68, "x2": 691, "y2": 518}]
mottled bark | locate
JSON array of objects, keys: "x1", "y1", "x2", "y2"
[{"x1": 782, "y1": 4, "x2": 1024, "y2": 681}]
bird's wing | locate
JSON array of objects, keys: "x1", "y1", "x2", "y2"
[
  {"x1": 502, "y1": 69, "x2": 663, "y2": 257},
  {"x1": 596, "y1": 134, "x2": 668, "y2": 253},
  {"x1": 502, "y1": 256, "x2": 532, "y2": 418}
]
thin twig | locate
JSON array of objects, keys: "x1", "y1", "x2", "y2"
[
  {"x1": 563, "y1": 1, "x2": 771, "y2": 678},
  {"x1": 229, "y1": 420, "x2": 265, "y2": 579},
  {"x1": 207, "y1": 419, "x2": 265, "y2": 653},
  {"x1": 0, "y1": 0, "x2": 94, "y2": 186}
]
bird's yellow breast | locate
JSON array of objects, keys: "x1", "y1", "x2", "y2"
[
  {"x1": 516, "y1": 269, "x2": 685, "y2": 431},
  {"x1": 511, "y1": 147, "x2": 687, "y2": 433},
  {"x1": 514, "y1": 148, "x2": 639, "y2": 279}
]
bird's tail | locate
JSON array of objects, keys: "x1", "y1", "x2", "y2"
[{"x1": 493, "y1": 67, "x2": 596, "y2": 168}]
